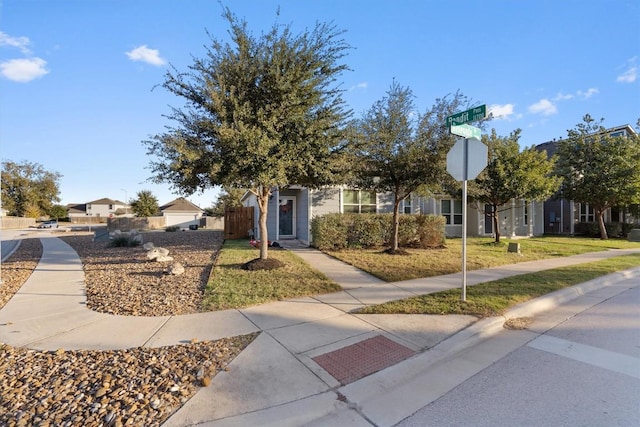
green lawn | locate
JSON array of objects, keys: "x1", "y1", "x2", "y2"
[
  {"x1": 202, "y1": 239, "x2": 341, "y2": 310},
  {"x1": 325, "y1": 236, "x2": 640, "y2": 282},
  {"x1": 357, "y1": 253, "x2": 640, "y2": 317}
]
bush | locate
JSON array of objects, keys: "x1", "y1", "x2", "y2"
[
  {"x1": 165, "y1": 225, "x2": 180, "y2": 232},
  {"x1": 109, "y1": 236, "x2": 141, "y2": 247},
  {"x1": 311, "y1": 213, "x2": 445, "y2": 250}
]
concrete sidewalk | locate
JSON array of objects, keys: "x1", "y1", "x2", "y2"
[{"x1": 1, "y1": 235, "x2": 639, "y2": 426}]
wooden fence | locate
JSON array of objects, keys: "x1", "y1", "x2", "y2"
[{"x1": 224, "y1": 207, "x2": 254, "y2": 239}]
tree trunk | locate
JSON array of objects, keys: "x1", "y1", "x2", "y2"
[
  {"x1": 596, "y1": 208, "x2": 608, "y2": 240},
  {"x1": 256, "y1": 186, "x2": 271, "y2": 259},
  {"x1": 390, "y1": 197, "x2": 401, "y2": 252},
  {"x1": 492, "y1": 204, "x2": 501, "y2": 243}
]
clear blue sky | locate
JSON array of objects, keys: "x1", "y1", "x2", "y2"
[{"x1": 2, "y1": 0, "x2": 639, "y2": 209}]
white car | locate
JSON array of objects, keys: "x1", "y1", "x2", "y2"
[{"x1": 38, "y1": 220, "x2": 59, "y2": 229}]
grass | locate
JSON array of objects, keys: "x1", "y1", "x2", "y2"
[
  {"x1": 325, "y1": 236, "x2": 640, "y2": 282},
  {"x1": 357, "y1": 253, "x2": 640, "y2": 317},
  {"x1": 202, "y1": 239, "x2": 341, "y2": 310}
]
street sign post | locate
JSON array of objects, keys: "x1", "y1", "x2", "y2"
[
  {"x1": 446, "y1": 105, "x2": 487, "y2": 128},
  {"x1": 446, "y1": 137, "x2": 488, "y2": 301}
]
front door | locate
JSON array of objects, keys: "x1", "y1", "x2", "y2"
[{"x1": 278, "y1": 196, "x2": 296, "y2": 238}]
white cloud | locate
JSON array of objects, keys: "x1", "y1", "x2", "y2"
[
  {"x1": 553, "y1": 92, "x2": 574, "y2": 101},
  {"x1": 617, "y1": 66, "x2": 637, "y2": 83},
  {"x1": 125, "y1": 45, "x2": 166, "y2": 66},
  {"x1": 488, "y1": 103, "x2": 518, "y2": 120},
  {"x1": 0, "y1": 57, "x2": 48, "y2": 82},
  {"x1": 0, "y1": 31, "x2": 32, "y2": 55},
  {"x1": 528, "y1": 98, "x2": 557, "y2": 116},
  {"x1": 349, "y1": 82, "x2": 368, "y2": 91},
  {"x1": 577, "y1": 88, "x2": 599, "y2": 99}
]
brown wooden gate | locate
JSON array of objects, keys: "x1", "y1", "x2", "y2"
[{"x1": 224, "y1": 206, "x2": 255, "y2": 239}]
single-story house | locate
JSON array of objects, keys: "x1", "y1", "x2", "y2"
[
  {"x1": 159, "y1": 197, "x2": 204, "y2": 228},
  {"x1": 242, "y1": 187, "x2": 543, "y2": 246}
]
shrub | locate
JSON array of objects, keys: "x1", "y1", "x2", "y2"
[
  {"x1": 109, "y1": 236, "x2": 141, "y2": 247},
  {"x1": 311, "y1": 213, "x2": 348, "y2": 250},
  {"x1": 165, "y1": 225, "x2": 180, "y2": 232},
  {"x1": 311, "y1": 213, "x2": 445, "y2": 250}
]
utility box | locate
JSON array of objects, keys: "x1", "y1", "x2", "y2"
[{"x1": 508, "y1": 242, "x2": 521, "y2": 254}]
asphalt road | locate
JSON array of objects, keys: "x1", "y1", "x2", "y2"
[{"x1": 396, "y1": 285, "x2": 640, "y2": 427}]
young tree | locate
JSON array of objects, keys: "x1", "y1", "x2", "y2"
[
  {"x1": 470, "y1": 129, "x2": 561, "y2": 243},
  {"x1": 350, "y1": 82, "x2": 442, "y2": 252},
  {"x1": 210, "y1": 186, "x2": 245, "y2": 217},
  {"x1": 144, "y1": 8, "x2": 351, "y2": 261},
  {"x1": 48, "y1": 204, "x2": 68, "y2": 220},
  {"x1": 555, "y1": 115, "x2": 640, "y2": 239},
  {"x1": 1, "y1": 160, "x2": 62, "y2": 217},
  {"x1": 130, "y1": 190, "x2": 160, "y2": 217}
]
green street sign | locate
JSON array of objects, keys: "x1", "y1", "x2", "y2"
[
  {"x1": 447, "y1": 105, "x2": 487, "y2": 128},
  {"x1": 450, "y1": 123, "x2": 481, "y2": 140}
]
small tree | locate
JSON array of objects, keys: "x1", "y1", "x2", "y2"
[
  {"x1": 556, "y1": 115, "x2": 640, "y2": 239},
  {"x1": 210, "y1": 186, "x2": 245, "y2": 217},
  {"x1": 48, "y1": 204, "x2": 68, "y2": 220},
  {"x1": 1, "y1": 160, "x2": 62, "y2": 217},
  {"x1": 144, "y1": 8, "x2": 352, "y2": 261},
  {"x1": 130, "y1": 190, "x2": 160, "y2": 217},
  {"x1": 350, "y1": 85, "x2": 471, "y2": 252},
  {"x1": 470, "y1": 129, "x2": 561, "y2": 243}
]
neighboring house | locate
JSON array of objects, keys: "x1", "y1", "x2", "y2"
[
  {"x1": 242, "y1": 187, "x2": 543, "y2": 245},
  {"x1": 159, "y1": 197, "x2": 204, "y2": 228},
  {"x1": 67, "y1": 198, "x2": 133, "y2": 222},
  {"x1": 0, "y1": 207, "x2": 8, "y2": 217},
  {"x1": 536, "y1": 124, "x2": 637, "y2": 235}
]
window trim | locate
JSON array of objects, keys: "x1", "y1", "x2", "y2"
[{"x1": 343, "y1": 189, "x2": 377, "y2": 214}]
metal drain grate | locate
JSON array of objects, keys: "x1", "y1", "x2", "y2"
[{"x1": 312, "y1": 335, "x2": 415, "y2": 385}]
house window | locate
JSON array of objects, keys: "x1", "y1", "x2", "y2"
[
  {"x1": 402, "y1": 197, "x2": 412, "y2": 214},
  {"x1": 441, "y1": 199, "x2": 462, "y2": 225},
  {"x1": 580, "y1": 204, "x2": 595, "y2": 222},
  {"x1": 524, "y1": 202, "x2": 528, "y2": 225},
  {"x1": 109, "y1": 204, "x2": 114, "y2": 210},
  {"x1": 343, "y1": 190, "x2": 376, "y2": 213}
]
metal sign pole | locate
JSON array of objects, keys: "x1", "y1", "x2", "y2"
[{"x1": 461, "y1": 138, "x2": 468, "y2": 302}]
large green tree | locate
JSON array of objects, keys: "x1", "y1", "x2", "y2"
[
  {"x1": 555, "y1": 115, "x2": 640, "y2": 239},
  {"x1": 1, "y1": 160, "x2": 62, "y2": 218},
  {"x1": 350, "y1": 83, "x2": 467, "y2": 252},
  {"x1": 130, "y1": 190, "x2": 160, "y2": 217},
  {"x1": 470, "y1": 129, "x2": 561, "y2": 243},
  {"x1": 144, "y1": 8, "x2": 351, "y2": 260}
]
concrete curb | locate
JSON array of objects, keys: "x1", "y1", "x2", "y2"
[{"x1": 431, "y1": 266, "x2": 640, "y2": 361}]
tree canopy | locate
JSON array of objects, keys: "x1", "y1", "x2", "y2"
[
  {"x1": 555, "y1": 114, "x2": 640, "y2": 239},
  {"x1": 470, "y1": 129, "x2": 561, "y2": 242},
  {"x1": 130, "y1": 190, "x2": 160, "y2": 217},
  {"x1": 349, "y1": 83, "x2": 468, "y2": 252},
  {"x1": 1, "y1": 160, "x2": 62, "y2": 218},
  {"x1": 144, "y1": 7, "x2": 352, "y2": 260},
  {"x1": 210, "y1": 186, "x2": 245, "y2": 217}
]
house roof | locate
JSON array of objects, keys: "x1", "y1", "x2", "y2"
[
  {"x1": 159, "y1": 197, "x2": 203, "y2": 213},
  {"x1": 87, "y1": 198, "x2": 118, "y2": 205},
  {"x1": 66, "y1": 203, "x2": 87, "y2": 214},
  {"x1": 536, "y1": 123, "x2": 636, "y2": 159}
]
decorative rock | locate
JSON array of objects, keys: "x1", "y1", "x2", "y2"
[
  {"x1": 142, "y1": 242, "x2": 155, "y2": 251},
  {"x1": 166, "y1": 262, "x2": 185, "y2": 276},
  {"x1": 146, "y1": 247, "x2": 170, "y2": 261}
]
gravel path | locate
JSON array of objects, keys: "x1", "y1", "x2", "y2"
[{"x1": 0, "y1": 231, "x2": 257, "y2": 427}]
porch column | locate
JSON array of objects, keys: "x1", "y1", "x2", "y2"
[
  {"x1": 511, "y1": 199, "x2": 516, "y2": 237},
  {"x1": 528, "y1": 200, "x2": 534, "y2": 236},
  {"x1": 569, "y1": 200, "x2": 575, "y2": 235}
]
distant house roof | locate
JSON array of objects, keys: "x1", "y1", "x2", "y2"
[
  {"x1": 87, "y1": 198, "x2": 119, "y2": 205},
  {"x1": 66, "y1": 203, "x2": 87, "y2": 214},
  {"x1": 536, "y1": 123, "x2": 636, "y2": 158},
  {"x1": 160, "y1": 197, "x2": 204, "y2": 213}
]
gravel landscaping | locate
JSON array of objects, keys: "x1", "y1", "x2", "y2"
[{"x1": 0, "y1": 230, "x2": 258, "y2": 426}]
